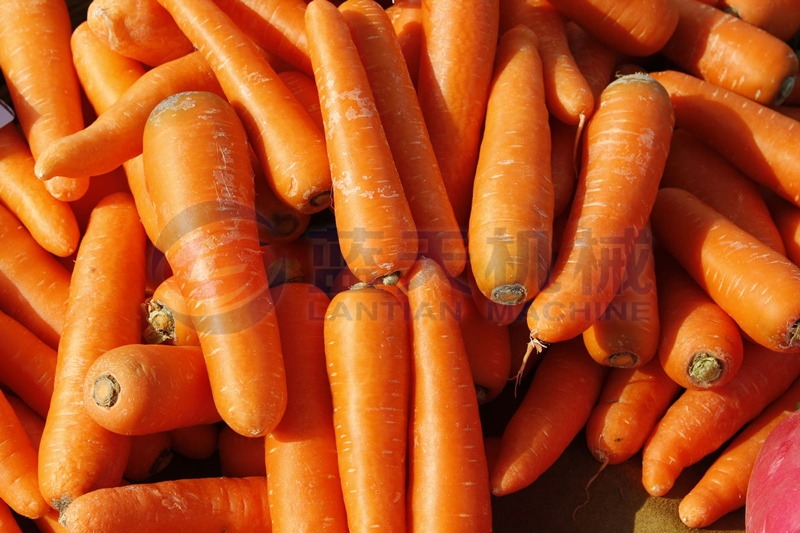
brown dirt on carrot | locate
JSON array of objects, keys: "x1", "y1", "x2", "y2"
[
  {"x1": 141, "y1": 300, "x2": 175, "y2": 344},
  {"x1": 92, "y1": 373, "x2": 120, "y2": 409},
  {"x1": 606, "y1": 352, "x2": 638, "y2": 368},
  {"x1": 688, "y1": 352, "x2": 723, "y2": 387}
]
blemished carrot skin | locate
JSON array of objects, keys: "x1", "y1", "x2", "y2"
[
  {"x1": 500, "y1": 0, "x2": 595, "y2": 126},
  {"x1": 650, "y1": 70, "x2": 800, "y2": 207},
  {"x1": 324, "y1": 283, "x2": 410, "y2": 532},
  {"x1": 565, "y1": 20, "x2": 618, "y2": 103},
  {"x1": 38, "y1": 192, "x2": 146, "y2": 513},
  {"x1": 168, "y1": 423, "x2": 219, "y2": 460},
  {"x1": 463, "y1": 267, "x2": 526, "y2": 326},
  {"x1": 306, "y1": 0, "x2": 418, "y2": 285},
  {"x1": 491, "y1": 337, "x2": 609, "y2": 496},
  {"x1": 143, "y1": 90, "x2": 286, "y2": 438},
  {"x1": 123, "y1": 432, "x2": 174, "y2": 482},
  {"x1": 218, "y1": 425, "x2": 266, "y2": 478},
  {"x1": 156, "y1": 0, "x2": 332, "y2": 215},
  {"x1": 404, "y1": 257, "x2": 492, "y2": 532},
  {"x1": 718, "y1": 0, "x2": 800, "y2": 42},
  {"x1": 58, "y1": 476, "x2": 272, "y2": 533},
  {"x1": 416, "y1": 0, "x2": 500, "y2": 227},
  {"x1": 526, "y1": 73, "x2": 674, "y2": 347},
  {"x1": 678, "y1": 375, "x2": 800, "y2": 528},
  {"x1": 651, "y1": 187, "x2": 800, "y2": 354},
  {"x1": 641, "y1": 340, "x2": 800, "y2": 497},
  {"x1": 266, "y1": 282, "x2": 348, "y2": 533},
  {"x1": 585, "y1": 355, "x2": 682, "y2": 466},
  {"x1": 661, "y1": 129, "x2": 786, "y2": 255},
  {"x1": 385, "y1": 0, "x2": 422, "y2": 87},
  {"x1": 660, "y1": 0, "x2": 799, "y2": 106},
  {"x1": 469, "y1": 24, "x2": 553, "y2": 307},
  {"x1": 341, "y1": 0, "x2": 465, "y2": 279}
]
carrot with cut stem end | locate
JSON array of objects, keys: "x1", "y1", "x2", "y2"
[
  {"x1": 123, "y1": 432, "x2": 174, "y2": 482},
  {"x1": 385, "y1": 0, "x2": 422, "y2": 87},
  {"x1": 463, "y1": 266, "x2": 525, "y2": 326},
  {"x1": 168, "y1": 424, "x2": 219, "y2": 460},
  {"x1": 718, "y1": 0, "x2": 800, "y2": 42}
]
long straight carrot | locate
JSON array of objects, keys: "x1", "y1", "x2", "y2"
[
  {"x1": 156, "y1": 0, "x2": 332, "y2": 214},
  {"x1": 38, "y1": 191, "x2": 146, "y2": 513},
  {"x1": 385, "y1": 0, "x2": 422, "y2": 87}
]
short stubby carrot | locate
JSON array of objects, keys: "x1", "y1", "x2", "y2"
[{"x1": 143, "y1": 90, "x2": 286, "y2": 438}]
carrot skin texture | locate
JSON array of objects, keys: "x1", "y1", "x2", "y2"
[
  {"x1": 565, "y1": 20, "x2": 618, "y2": 102},
  {"x1": 385, "y1": 0, "x2": 422, "y2": 87},
  {"x1": 718, "y1": 0, "x2": 800, "y2": 43},
  {"x1": 0, "y1": 500, "x2": 24, "y2": 533}
]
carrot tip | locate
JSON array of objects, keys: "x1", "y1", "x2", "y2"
[{"x1": 490, "y1": 283, "x2": 527, "y2": 306}]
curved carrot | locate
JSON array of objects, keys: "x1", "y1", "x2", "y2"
[
  {"x1": 718, "y1": 0, "x2": 800, "y2": 42},
  {"x1": 341, "y1": 0, "x2": 465, "y2": 278},
  {"x1": 156, "y1": 0, "x2": 332, "y2": 214},
  {"x1": 143, "y1": 90, "x2": 286, "y2": 438},
  {"x1": 660, "y1": 0, "x2": 798, "y2": 106},
  {"x1": 218, "y1": 425, "x2": 266, "y2": 478},
  {"x1": 168, "y1": 423, "x2": 219, "y2": 461},
  {"x1": 385, "y1": 0, "x2": 422, "y2": 87},
  {"x1": 651, "y1": 187, "x2": 800, "y2": 353},
  {"x1": 307, "y1": 0, "x2": 418, "y2": 284},
  {"x1": 416, "y1": 0, "x2": 500, "y2": 226},
  {"x1": 38, "y1": 191, "x2": 146, "y2": 513},
  {"x1": 123, "y1": 432, "x2": 173, "y2": 482},
  {"x1": 565, "y1": 20, "x2": 618, "y2": 103},
  {"x1": 469, "y1": 24, "x2": 553, "y2": 306}
]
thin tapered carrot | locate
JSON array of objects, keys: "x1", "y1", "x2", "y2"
[
  {"x1": 324, "y1": 282, "x2": 410, "y2": 531},
  {"x1": 143, "y1": 90, "x2": 286, "y2": 438},
  {"x1": 0, "y1": 203, "x2": 71, "y2": 350},
  {"x1": 38, "y1": 192, "x2": 145, "y2": 513},
  {"x1": 469, "y1": 24, "x2": 553, "y2": 307},
  {"x1": 491, "y1": 336, "x2": 609, "y2": 496},
  {"x1": 651, "y1": 187, "x2": 800, "y2": 353},
  {"x1": 306, "y1": 0, "x2": 418, "y2": 285},
  {"x1": 404, "y1": 257, "x2": 492, "y2": 531},
  {"x1": 416, "y1": 0, "x2": 500, "y2": 226},
  {"x1": 266, "y1": 282, "x2": 348, "y2": 533},
  {"x1": 718, "y1": 0, "x2": 800, "y2": 42},
  {"x1": 59, "y1": 476, "x2": 271, "y2": 533},
  {"x1": 661, "y1": 128, "x2": 786, "y2": 255},
  {"x1": 385, "y1": 0, "x2": 422, "y2": 87},
  {"x1": 660, "y1": 0, "x2": 798, "y2": 106},
  {"x1": 341, "y1": 0, "x2": 465, "y2": 279},
  {"x1": 156, "y1": 0, "x2": 332, "y2": 215},
  {"x1": 0, "y1": 0, "x2": 89, "y2": 202},
  {"x1": 764, "y1": 188, "x2": 800, "y2": 267},
  {"x1": 526, "y1": 73, "x2": 674, "y2": 348},
  {"x1": 218, "y1": 425, "x2": 266, "y2": 478},
  {"x1": 123, "y1": 432, "x2": 174, "y2": 482},
  {"x1": 565, "y1": 20, "x2": 618, "y2": 103},
  {"x1": 500, "y1": 0, "x2": 595, "y2": 126},
  {"x1": 168, "y1": 424, "x2": 218, "y2": 460},
  {"x1": 641, "y1": 340, "x2": 800, "y2": 497},
  {"x1": 277, "y1": 70, "x2": 323, "y2": 131},
  {"x1": 585, "y1": 355, "x2": 682, "y2": 466},
  {"x1": 548, "y1": 116, "x2": 578, "y2": 219},
  {"x1": 650, "y1": 69, "x2": 800, "y2": 207}
]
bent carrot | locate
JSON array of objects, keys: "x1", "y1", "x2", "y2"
[
  {"x1": 123, "y1": 432, "x2": 173, "y2": 482},
  {"x1": 718, "y1": 0, "x2": 800, "y2": 42}
]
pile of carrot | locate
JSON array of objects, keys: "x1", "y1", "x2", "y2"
[{"x1": 1, "y1": 0, "x2": 800, "y2": 530}]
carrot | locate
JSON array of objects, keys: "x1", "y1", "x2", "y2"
[
  {"x1": 416, "y1": 0, "x2": 500, "y2": 226},
  {"x1": 67, "y1": 166, "x2": 132, "y2": 236},
  {"x1": 34, "y1": 51, "x2": 224, "y2": 183},
  {"x1": 143, "y1": 276, "x2": 200, "y2": 347},
  {"x1": 548, "y1": 116, "x2": 578, "y2": 219},
  {"x1": 500, "y1": 0, "x2": 595, "y2": 126},
  {"x1": 33, "y1": 510, "x2": 70, "y2": 533},
  {"x1": 58, "y1": 476, "x2": 271, "y2": 533},
  {"x1": 323, "y1": 282, "x2": 410, "y2": 531},
  {"x1": 651, "y1": 187, "x2": 800, "y2": 353},
  {"x1": 463, "y1": 266, "x2": 526, "y2": 326},
  {"x1": 508, "y1": 314, "x2": 543, "y2": 381},
  {"x1": 661, "y1": 128, "x2": 786, "y2": 255},
  {"x1": 168, "y1": 423, "x2": 219, "y2": 460},
  {"x1": 156, "y1": 0, "x2": 332, "y2": 215},
  {"x1": 38, "y1": 192, "x2": 145, "y2": 512},
  {"x1": 641, "y1": 340, "x2": 800, "y2": 497},
  {"x1": 0, "y1": 500, "x2": 23, "y2": 533},
  {"x1": 251, "y1": 151, "x2": 311, "y2": 245},
  {"x1": 217, "y1": 425, "x2": 266, "y2": 478},
  {"x1": 277, "y1": 70, "x2": 323, "y2": 131},
  {"x1": 0, "y1": 0, "x2": 90, "y2": 202},
  {"x1": 404, "y1": 257, "x2": 492, "y2": 531},
  {"x1": 0, "y1": 203, "x2": 71, "y2": 350},
  {"x1": 649, "y1": 69, "x2": 800, "y2": 207},
  {"x1": 764, "y1": 189, "x2": 800, "y2": 267},
  {"x1": 468, "y1": 24, "x2": 553, "y2": 307},
  {"x1": 5, "y1": 394, "x2": 45, "y2": 451},
  {"x1": 266, "y1": 282, "x2": 348, "y2": 533},
  {"x1": 306, "y1": 0, "x2": 418, "y2": 285},
  {"x1": 490, "y1": 337, "x2": 609, "y2": 496},
  {"x1": 659, "y1": 0, "x2": 799, "y2": 106},
  {"x1": 385, "y1": 0, "x2": 422, "y2": 87},
  {"x1": 565, "y1": 20, "x2": 618, "y2": 103},
  {"x1": 123, "y1": 432, "x2": 173, "y2": 482},
  {"x1": 526, "y1": 73, "x2": 674, "y2": 349},
  {"x1": 341, "y1": 0, "x2": 465, "y2": 279},
  {"x1": 584, "y1": 355, "x2": 682, "y2": 466},
  {"x1": 718, "y1": 0, "x2": 800, "y2": 42}
]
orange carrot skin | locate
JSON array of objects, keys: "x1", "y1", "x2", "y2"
[
  {"x1": 548, "y1": 116, "x2": 578, "y2": 219},
  {"x1": 6, "y1": 395, "x2": 45, "y2": 451},
  {"x1": 145, "y1": 275, "x2": 200, "y2": 346},
  {"x1": 277, "y1": 70, "x2": 324, "y2": 131},
  {"x1": 565, "y1": 20, "x2": 618, "y2": 103},
  {"x1": 765, "y1": 190, "x2": 800, "y2": 268},
  {"x1": 718, "y1": 0, "x2": 800, "y2": 42},
  {"x1": 385, "y1": 0, "x2": 422, "y2": 87},
  {"x1": 0, "y1": 500, "x2": 24, "y2": 533}
]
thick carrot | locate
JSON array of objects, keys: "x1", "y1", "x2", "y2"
[
  {"x1": 641, "y1": 340, "x2": 800, "y2": 497},
  {"x1": 404, "y1": 257, "x2": 492, "y2": 531},
  {"x1": 469, "y1": 24, "x2": 553, "y2": 307},
  {"x1": 123, "y1": 432, "x2": 173, "y2": 482},
  {"x1": 306, "y1": 0, "x2": 418, "y2": 285},
  {"x1": 58, "y1": 476, "x2": 271, "y2": 533},
  {"x1": 584, "y1": 355, "x2": 682, "y2": 466},
  {"x1": 156, "y1": 0, "x2": 332, "y2": 214},
  {"x1": 324, "y1": 283, "x2": 410, "y2": 531},
  {"x1": 490, "y1": 336, "x2": 608, "y2": 496},
  {"x1": 168, "y1": 423, "x2": 219, "y2": 460},
  {"x1": 143, "y1": 90, "x2": 286, "y2": 438},
  {"x1": 218, "y1": 425, "x2": 266, "y2": 478},
  {"x1": 565, "y1": 20, "x2": 618, "y2": 103},
  {"x1": 385, "y1": 0, "x2": 422, "y2": 87},
  {"x1": 266, "y1": 282, "x2": 348, "y2": 533},
  {"x1": 718, "y1": 0, "x2": 800, "y2": 42},
  {"x1": 416, "y1": 0, "x2": 500, "y2": 226},
  {"x1": 660, "y1": 0, "x2": 799, "y2": 106},
  {"x1": 526, "y1": 73, "x2": 674, "y2": 348},
  {"x1": 38, "y1": 191, "x2": 145, "y2": 513},
  {"x1": 341, "y1": 0, "x2": 465, "y2": 278},
  {"x1": 651, "y1": 187, "x2": 800, "y2": 353},
  {"x1": 463, "y1": 266, "x2": 526, "y2": 326}
]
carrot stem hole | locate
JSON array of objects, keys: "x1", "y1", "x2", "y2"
[
  {"x1": 93, "y1": 373, "x2": 121, "y2": 409},
  {"x1": 490, "y1": 283, "x2": 527, "y2": 306}
]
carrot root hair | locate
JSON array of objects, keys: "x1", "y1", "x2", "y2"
[
  {"x1": 571, "y1": 455, "x2": 609, "y2": 521},
  {"x1": 514, "y1": 332, "x2": 549, "y2": 394},
  {"x1": 688, "y1": 352, "x2": 723, "y2": 387},
  {"x1": 491, "y1": 283, "x2": 527, "y2": 306}
]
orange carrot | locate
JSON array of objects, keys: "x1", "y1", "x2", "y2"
[
  {"x1": 277, "y1": 70, "x2": 323, "y2": 131},
  {"x1": 469, "y1": 24, "x2": 553, "y2": 307},
  {"x1": 251, "y1": 150, "x2": 311, "y2": 245},
  {"x1": 718, "y1": 0, "x2": 800, "y2": 41},
  {"x1": 0, "y1": 500, "x2": 23, "y2": 533},
  {"x1": 217, "y1": 425, "x2": 266, "y2": 478},
  {"x1": 651, "y1": 187, "x2": 800, "y2": 353},
  {"x1": 123, "y1": 432, "x2": 174, "y2": 482},
  {"x1": 168, "y1": 423, "x2": 219, "y2": 460},
  {"x1": 463, "y1": 266, "x2": 526, "y2": 326},
  {"x1": 5, "y1": 394, "x2": 45, "y2": 451},
  {"x1": 306, "y1": 0, "x2": 418, "y2": 284},
  {"x1": 385, "y1": 0, "x2": 422, "y2": 87},
  {"x1": 143, "y1": 90, "x2": 286, "y2": 438},
  {"x1": 143, "y1": 276, "x2": 200, "y2": 347},
  {"x1": 67, "y1": 166, "x2": 131, "y2": 236},
  {"x1": 548, "y1": 116, "x2": 579, "y2": 219},
  {"x1": 764, "y1": 189, "x2": 800, "y2": 267},
  {"x1": 565, "y1": 20, "x2": 618, "y2": 103},
  {"x1": 38, "y1": 192, "x2": 146, "y2": 513}
]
